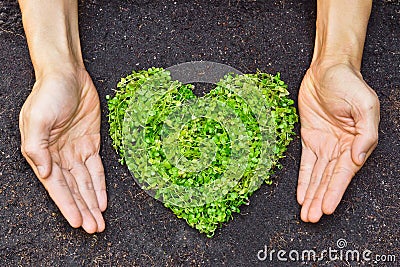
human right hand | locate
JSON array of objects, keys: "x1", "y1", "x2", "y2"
[{"x1": 297, "y1": 62, "x2": 380, "y2": 222}]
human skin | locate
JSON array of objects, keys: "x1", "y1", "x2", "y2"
[
  {"x1": 297, "y1": 0, "x2": 380, "y2": 222},
  {"x1": 18, "y1": 0, "x2": 379, "y2": 233},
  {"x1": 18, "y1": 0, "x2": 107, "y2": 233}
]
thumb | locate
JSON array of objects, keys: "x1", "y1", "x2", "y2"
[
  {"x1": 351, "y1": 132, "x2": 378, "y2": 166},
  {"x1": 351, "y1": 98, "x2": 380, "y2": 166},
  {"x1": 20, "y1": 109, "x2": 53, "y2": 179},
  {"x1": 22, "y1": 143, "x2": 52, "y2": 179}
]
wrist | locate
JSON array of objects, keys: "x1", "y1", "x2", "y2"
[
  {"x1": 34, "y1": 61, "x2": 86, "y2": 82},
  {"x1": 28, "y1": 21, "x2": 84, "y2": 78},
  {"x1": 19, "y1": 0, "x2": 84, "y2": 78},
  {"x1": 312, "y1": 30, "x2": 363, "y2": 71},
  {"x1": 311, "y1": 0, "x2": 372, "y2": 71},
  {"x1": 310, "y1": 56, "x2": 360, "y2": 77},
  {"x1": 34, "y1": 56, "x2": 84, "y2": 80}
]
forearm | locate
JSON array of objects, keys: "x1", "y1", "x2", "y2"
[
  {"x1": 312, "y1": 0, "x2": 372, "y2": 70},
  {"x1": 19, "y1": 0, "x2": 84, "y2": 78}
]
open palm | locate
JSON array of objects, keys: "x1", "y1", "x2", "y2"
[
  {"x1": 19, "y1": 68, "x2": 107, "y2": 233},
  {"x1": 297, "y1": 63, "x2": 379, "y2": 222}
]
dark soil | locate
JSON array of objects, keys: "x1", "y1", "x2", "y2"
[{"x1": 0, "y1": 0, "x2": 399, "y2": 266}]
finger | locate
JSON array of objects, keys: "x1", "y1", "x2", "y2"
[
  {"x1": 307, "y1": 159, "x2": 336, "y2": 223},
  {"x1": 300, "y1": 157, "x2": 329, "y2": 222},
  {"x1": 70, "y1": 164, "x2": 105, "y2": 232},
  {"x1": 85, "y1": 154, "x2": 107, "y2": 212},
  {"x1": 39, "y1": 162, "x2": 82, "y2": 228},
  {"x1": 297, "y1": 143, "x2": 317, "y2": 205},
  {"x1": 322, "y1": 150, "x2": 359, "y2": 215},
  {"x1": 351, "y1": 96, "x2": 380, "y2": 165},
  {"x1": 19, "y1": 108, "x2": 52, "y2": 179},
  {"x1": 63, "y1": 169, "x2": 99, "y2": 234},
  {"x1": 351, "y1": 131, "x2": 378, "y2": 166}
]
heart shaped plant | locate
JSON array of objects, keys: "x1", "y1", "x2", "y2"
[{"x1": 107, "y1": 67, "x2": 297, "y2": 237}]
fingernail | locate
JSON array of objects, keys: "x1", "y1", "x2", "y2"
[
  {"x1": 358, "y1": 153, "x2": 366, "y2": 163},
  {"x1": 37, "y1": 166, "x2": 45, "y2": 178}
]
